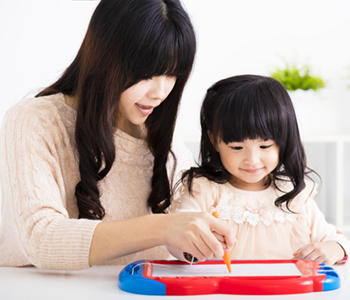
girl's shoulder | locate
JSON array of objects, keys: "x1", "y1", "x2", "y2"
[
  {"x1": 275, "y1": 177, "x2": 317, "y2": 210},
  {"x1": 187, "y1": 175, "x2": 223, "y2": 195},
  {"x1": 168, "y1": 175, "x2": 221, "y2": 213}
]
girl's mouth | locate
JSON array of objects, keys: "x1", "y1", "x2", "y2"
[{"x1": 242, "y1": 168, "x2": 264, "y2": 174}]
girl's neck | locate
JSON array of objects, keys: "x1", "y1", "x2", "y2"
[{"x1": 228, "y1": 176, "x2": 270, "y2": 191}]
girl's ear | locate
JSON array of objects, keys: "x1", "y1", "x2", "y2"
[{"x1": 207, "y1": 130, "x2": 218, "y2": 151}]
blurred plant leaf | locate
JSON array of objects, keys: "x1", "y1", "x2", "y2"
[{"x1": 270, "y1": 63, "x2": 325, "y2": 91}]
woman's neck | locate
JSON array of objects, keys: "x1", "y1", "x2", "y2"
[
  {"x1": 64, "y1": 94, "x2": 147, "y2": 140},
  {"x1": 117, "y1": 118, "x2": 147, "y2": 140},
  {"x1": 64, "y1": 94, "x2": 78, "y2": 110}
]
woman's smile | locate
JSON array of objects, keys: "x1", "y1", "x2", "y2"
[{"x1": 135, "y1": 103, "x2": 155, "y2": 116}]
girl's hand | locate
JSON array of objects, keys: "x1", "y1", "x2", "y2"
[
  {"x1": 164, "y1": 212, "x2": 235, "y2": 262},
  {"x1": 293, "y1": 240, "x2": 345, "y2": 266}
]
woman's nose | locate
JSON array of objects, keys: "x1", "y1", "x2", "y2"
[{"x1": 148, "y1": 76, "x2": 168, "y2": 101}]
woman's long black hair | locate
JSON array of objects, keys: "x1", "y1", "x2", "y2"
[
  {"x1": 183, "y1": 75, "x2": 315, "y2": 211},
  {"x1": 36, "y1": 0, "x2": 196, "y2": 219}
]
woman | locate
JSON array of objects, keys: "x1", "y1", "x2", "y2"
[{"x1": 0, "y1": 0, "x2": 234, "y2": 270}]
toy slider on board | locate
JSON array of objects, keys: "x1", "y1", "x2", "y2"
[{"x1": 118, "y1": 259, "x2": 340, "y2": 296}]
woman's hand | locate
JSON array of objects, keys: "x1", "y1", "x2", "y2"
[
  {"x1": 164, "y1": 212, "x2": 235, "y2": 262},
  {"x1": 293, "y1": 240, "x2": 345, "y2": 266},
  {"x1": 89, "y1": 212, "x2": 235, "y2": 266}
]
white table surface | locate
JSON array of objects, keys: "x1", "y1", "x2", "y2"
[{"x1": 0, "y1": 263, "x2": 349, "y2": 300}]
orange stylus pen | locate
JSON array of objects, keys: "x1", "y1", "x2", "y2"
[{"x1": 212, "y1": 211, "x2": 232, "y2": 273}]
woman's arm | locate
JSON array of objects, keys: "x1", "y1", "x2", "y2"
[
  {"x1": 90, "y1": 211, "x2": 235, "y2": 266},
  {"x1": 164, "y1": 177, "x2": 233, "y2": 262}
]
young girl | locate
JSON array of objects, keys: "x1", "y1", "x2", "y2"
[
  {"x1": 168, "y1": 74, "x2": 349, "y2": 266},
  {"x1": 0, "y1": 0, "x2": 234, "y2": 270}
]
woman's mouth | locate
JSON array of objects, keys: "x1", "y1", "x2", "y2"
[{"x1": 136, "y1": 103, "x2": 154, "y2": 116}]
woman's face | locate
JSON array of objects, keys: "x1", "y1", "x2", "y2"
[{"x1": 117, "y1": 75, "x2": 176, "y2": 137}]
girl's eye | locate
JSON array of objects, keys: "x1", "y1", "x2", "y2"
[
  {"x1": 260, "y1": 145, "x2": 272, "y2": 149},
  {"x1": 231, "y1": 146, "x2": 243, "y2": 150}
]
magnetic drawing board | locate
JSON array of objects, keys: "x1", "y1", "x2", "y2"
[
  {"x1": 118, "y1": 259, "x2": 340, "y2": 296},
  {"x1": 151, "y1": 262, "x2": 302, "y2": 277}
]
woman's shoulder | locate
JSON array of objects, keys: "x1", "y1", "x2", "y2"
[
  {"x1": 2, "y1": 93, "x2": 75, "y2": 135},
  {"x1": 4, "y1": 93, "x2": 68, "y2": 120}
]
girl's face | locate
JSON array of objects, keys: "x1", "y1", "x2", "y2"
[
  {"x1": 215, "y1": 138, "x2": 279, "y2": 191},
  {"x1": 117, "y1": 75, "x2": 177, "y2": 137}
]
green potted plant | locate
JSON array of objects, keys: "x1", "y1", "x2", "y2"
[
  {"x1": 270, "y1": 63, "x2": 325, "y2": 91},
  {"x1": 269, "y1": 62, "x2": 327, "y2": 137}
]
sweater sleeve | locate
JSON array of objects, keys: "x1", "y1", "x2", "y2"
[
  {"x1": 0, "y1": 101, "x2": 100, "y2": 270},
  {"x1": 305, "y1": 197, "x2": 350, "y2": 259}
]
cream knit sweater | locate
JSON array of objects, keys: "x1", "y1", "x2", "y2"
[{"x1": 0, "y1": 93, "x2": 193, "y2": 270}]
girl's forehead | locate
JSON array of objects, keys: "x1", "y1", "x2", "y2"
[{"x1": 225, "y1": 138, "x2": 273, "y2": 144}]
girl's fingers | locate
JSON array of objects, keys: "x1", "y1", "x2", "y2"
[
  {"x1": 293, "y1": 245, "x2": 311, "y2": 258},
  {"x1": 292, "y1": 241, "x2": 343, "y2": 266}
]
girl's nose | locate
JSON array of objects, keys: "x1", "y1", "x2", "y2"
[{"x1": 244, "y1": 150, "x2": 260, "y2": 166}]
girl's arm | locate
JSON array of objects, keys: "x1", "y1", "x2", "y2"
[{"x1": 293, "y1": 196, "x2": 350, "y2": 265}]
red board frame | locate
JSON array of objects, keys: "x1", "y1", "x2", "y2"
[{"x1": 142, "y1": 259, "x2": 328, "y2": 295}]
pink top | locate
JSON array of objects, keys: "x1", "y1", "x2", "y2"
[
  {"x1": 0, "y1": 93, "x2": 193, "y2": 270},
  {"x1": 170, "y1": 176, "x2": 350, "y2": 261}
]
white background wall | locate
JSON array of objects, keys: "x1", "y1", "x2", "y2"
[
  {"x1": 1, "y1": 0, "x2": 350, "y2": 232},
  {"x1": 1, "y1": 0, "x2": 350, "y2": 139}
]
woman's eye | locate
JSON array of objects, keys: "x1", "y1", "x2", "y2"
[
  {"x1": 231, "y1": 146, "x2": 243, "y2": 150},
  {"x1": 260, "y1": 145, "x2": 272, "y2": 149}
]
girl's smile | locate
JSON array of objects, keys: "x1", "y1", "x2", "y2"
[
  {"x1": 241, "y1": 167, "x2": 264, "y2": 175},
  {"x1": 214, "y1": 138, "x2": 279, "y2": 191}
]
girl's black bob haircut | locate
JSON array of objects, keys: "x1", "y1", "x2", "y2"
[
  {"x1": 183, "y1": 74, "x2": 315, "y2": 211},
  {"x1": 206, "y1": 75, "x2": 297, "y2": 147}
]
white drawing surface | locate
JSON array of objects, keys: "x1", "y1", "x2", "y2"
[{"x1": 151, "y1": 263, "x2": 302, "y2": 277}]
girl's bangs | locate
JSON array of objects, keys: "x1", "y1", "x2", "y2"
[{"x1": 218, "y1": 85, "x2": 282, "y2": 145}]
